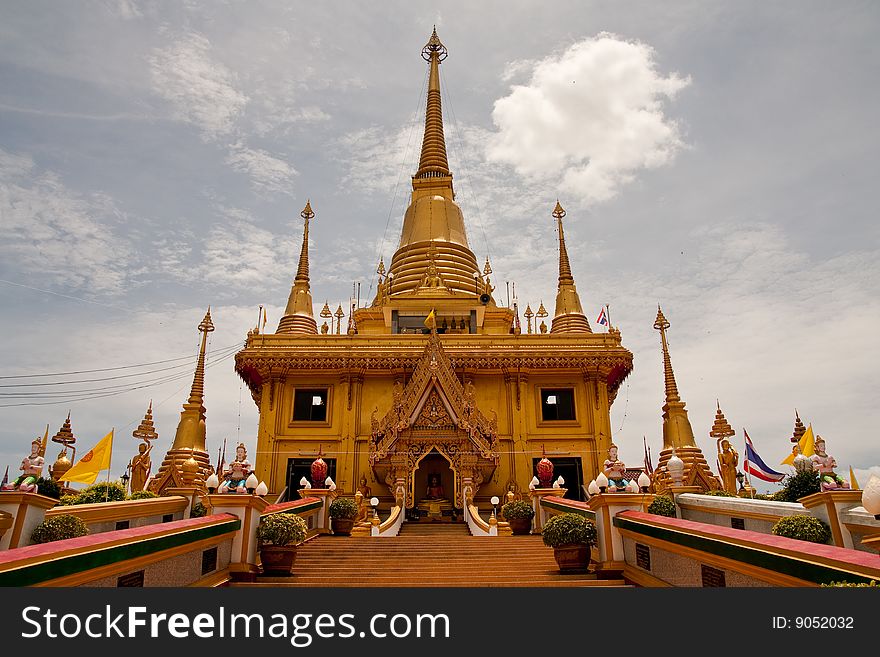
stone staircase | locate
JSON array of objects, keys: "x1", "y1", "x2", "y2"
[{"x1": 238, "y1": 522, "x2": 628, "y2": 587}]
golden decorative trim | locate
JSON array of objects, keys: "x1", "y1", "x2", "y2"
[
  {"x1": 622, "y1": 564, "x2": 673, "y2": 587},
  {"x1": 189, "y1": 568, "x2": 231, "y2": 587}
]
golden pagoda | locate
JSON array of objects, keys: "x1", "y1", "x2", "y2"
[
  {"x1": 235, "y1": 29, "x2": 633, "y2": 510},
  {"x1": 48, "y1": 412, "x2": 76, "y2": 483},
  {"x1": 149, "y1": 308, "x2": 215, "y2": 494},
  {"x1": 650, "y1": 306, "x2": 721, "y2": 494}
]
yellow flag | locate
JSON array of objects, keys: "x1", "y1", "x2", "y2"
[
  {"x1": 64, "y1": 430, "x2": 114, "y2": 485},
  {"x1": 781, "y1": 423, "x2": 815, "y2": 465},
  {"x1": 424, "y1": 308, "x2": 437, "y2": 330},
  {"x1": 849, "y1": 466, "x2": 859, "y2": 490}
]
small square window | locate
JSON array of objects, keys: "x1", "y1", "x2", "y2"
[
  {"x1": 293, "y1": 389, "x2": 328, "y2": 422},
  {"x1": 541, "y1": 389, "x2": 575, "y2": 421}
]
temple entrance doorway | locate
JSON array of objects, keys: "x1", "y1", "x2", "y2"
[{"x1": 411, "y1": 450, "x2": 457, "y2": 522}]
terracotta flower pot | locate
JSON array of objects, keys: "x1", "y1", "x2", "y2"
[
  {"x1": 508, "y1": 517, "x2": 532, "y2": 535},
  {"x1": 260, "y1": 545, "x2": 298, "y2": 576},
  {"x1": 331, "y1": 517, "x2": 355, "y2": 536},
  {"x1": 552, "y1": 544, "x2": 590, "y2": 572}
]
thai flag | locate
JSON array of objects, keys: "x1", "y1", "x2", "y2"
[
  {"x1": 596, "y1": 306, "x2": 608, "y2": 326},
  {"x1": 743, "y1": 429, "x2": 785, "y2": 482}
]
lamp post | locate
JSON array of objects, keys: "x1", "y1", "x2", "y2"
[
  {"x1": 490, "y1": 495, "x2": 500, "y2": 518},
  {"x1": 370, "y1": 496, "x2": 379, "y2": 520},
  {"x1": 736, "y1": 471, "x2": 745, "y2": 492},
  {"x1": 120, "y1": 470, "x2": 130, "y2": 493}
]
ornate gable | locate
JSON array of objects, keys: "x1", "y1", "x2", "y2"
[{"x1": 370, "y1": 332, "x2": 498, "y2": 462}]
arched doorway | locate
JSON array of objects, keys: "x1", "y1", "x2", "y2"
[{"x1": 412, "y1": 450, "x2": 456, "y2": 522}]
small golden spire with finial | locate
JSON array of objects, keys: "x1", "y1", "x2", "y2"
[
  {"x1": 550, "y1": 201, "x2": 591, "y2": 334},
  {"x1": 376, "y1": 257, "x2": 386, "y2": 278},
  {"x1": 483, "y1": 257, "x2": 492, "y2": 276},
  {"x1": 277, "y1": 200, "x2": 319, "y2": 335},
  {"x1": 334, "y1": 304, "x2": 345, "y2": 334},
  {"x1": 791, "y1": 409, "x2": 806, "y2": 443},
  {"x1": 653, "y1": 305, "x2": 680, "y2": 404},
  {"x1": 524, "y1": 304, "x2": 534, "y2": 334},
  {"x1": 709, "y1": 400, "x2": 735, "y2": 441}
]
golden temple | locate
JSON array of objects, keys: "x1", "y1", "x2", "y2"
[{"x1": 234, "y1": 28, "x2": 635, "y2": 510}]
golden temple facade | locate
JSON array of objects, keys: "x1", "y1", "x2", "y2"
[{"x1": 234, "y1": 29, "x2": 633, "y2": 509}]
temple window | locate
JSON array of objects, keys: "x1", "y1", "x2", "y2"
[
  {"x1": 293, "y1": 388, "x2": 329, "y2": 422},
  {"x1": 540, "y1": 388, "x2": 576, "y2": 421}
]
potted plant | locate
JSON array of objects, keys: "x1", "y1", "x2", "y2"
[
  {"x1": 501, "y1": 500, "x2": 535, "y2": 535},
  {"x1": 541, "y1": 513, "x2": 598, "y2": 572},
  {"x1": 257, "y1": 513, "x2": 308, "y2": 576},
  {"x1": 329, "y1": 497, "x2": 359, "y2": 536}
]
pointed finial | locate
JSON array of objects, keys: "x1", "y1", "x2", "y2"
[
  {"x1": 536, "y1": 301, "x2": 548, "y2": 319},
  {"x1": 301, "y1": 199, "x2": 314, "y2": 220},
  {"x1": 653, "y1": 305, "x2": 670, "y2": 332},
  {"x1": 198, "y1": 307, "x2": 215, "y2": 333},
  {"x1": 552, "y1": 200, "x2": 566, "y2": 219},
  {"x1": 483, "y1": 257, "x2": 492, "y2": 276},
  {"x1": 376, "y1": 257, "x2": 386, "y2": 277},
  {"x1": 320, "y1": 301, "x2": 332, "y2": 319},
  {"x1": 422, "y1": 26, "x2": 447, "y2": 61},
  {"x1": 709, "y1": 401, "x2": 735, "y2": 440}
]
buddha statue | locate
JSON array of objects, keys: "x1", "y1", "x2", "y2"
[
  {"x1": 716, "y1": 439, "x2": 739, "y2": 495},
  {"x1": 357, "y1": 475, "x2": 372, "y2": 498},
  {"x1": 3, "y1": 439, "x2": 44, "y2": 493},
  {"x1": 426, "y1": 473, "x2": 445, "y2": 500},
  {"x1": 128, "y1": 441, "x2": 153, "y2": 494},
  {"x1": 810, "y1": 436, "x2": 849, "y2": 490}
]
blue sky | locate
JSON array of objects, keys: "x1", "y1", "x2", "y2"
[{"x1": 1, "y1": 1, "x2": 878, "y2": 491}]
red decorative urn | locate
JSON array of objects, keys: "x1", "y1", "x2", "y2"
[
  {"x1": 536, "y1": 446, "x2": 554, "y2": 488},
  {"x1": 311, "y1": 446, "x2": 328, "y2": 488}
]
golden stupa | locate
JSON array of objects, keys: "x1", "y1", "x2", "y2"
[{"x1": 235, "y1": 29, "x2": 633, "y2": 509}]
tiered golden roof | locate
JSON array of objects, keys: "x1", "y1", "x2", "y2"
[
  {"x1": 49, "y1": 412, "x2": 76, "y2": 482},
  {"x1": 549, "y1": 201, "x2": 592, "y2": 334},
  {"x1": 132, "y1": 401, "x2": 159, "y2": 443},
  {"x1": 709, "y1": 401, "x2": 735, "y2": 441},
  {"x1": 149, "y1": 308, "x2": 214, "y2": 494},
  {"x1": 651, "y1": 306, "x2": 720, "y2": 494},
  {"x1": 790, "y1": 409, "x2": 806, "y2": 443},
  {"x1": 50, "y1": 412, "x2": 76, "y2": 449},
  {"x1": 386, "y1": 28, "x2": 482, "y2": 298},
  {"x1": 277, "y1": 201, "x2": 318, "y2": 335}
]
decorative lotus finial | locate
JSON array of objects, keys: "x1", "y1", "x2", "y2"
[
  {"x1": 198, "y1": 307, "x2": 215, "y2": 334},
  {"x1": 301, "y1": 199, "x2": 315, "y2": 220},
  {"x1": 422, "y1": 26, "x2": 447, "y2": 61},
  {"x1": 552, "y1": 200, "x2": 566, "y2": 220},
  {"x1": 653, "y1": 305, "x2": 670, "y2": 332}
]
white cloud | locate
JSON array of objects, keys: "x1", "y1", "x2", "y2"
[
  {"x1": 487, "y1": 33, "x2": 690, "y2": 204},
  {"x1": 195, "y1": 208, "x2": 295, "y2": 291},
  {"x1": 0, "y1": 148, "x2": 136, "y2": 295},
  {"x1": 149, "y1": 32, "x2": 249, "y2": 140},
  {"x1": 225, "y1": 143, "x2": 298, "y2": 195}
]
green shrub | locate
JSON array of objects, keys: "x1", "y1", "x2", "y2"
[
  {"x1": 128, "y1": 490, "x2": 159, "y2": 501},
  {"x1": 34, "y1": 477, "x2": 62, "y2": 500},
  {"x1": 772, "y1": 515, "x2": 831, "y2": 544},
  {"x1": 71, "y1": 482, "x2": 127, "y2": 505},
  {"x1": 821, "y1": 580, "x2": 878, "y2": 588},
  {"x1": 541, "y1": 513, "x2": 597, "y2": 548},
  {"x1": 190, "y1": 502, "x2": 207, "y2": 518},
  {"x1": 329, "y1": 497, "x2": 359, "y2": 520},
  {"x1": 257, "y1": 513, "x2": 308, "y2": 547},
  {"x1": 501, "y1": 500, "x2": 535, "y2": 520},
  {"x1": 703, "y1": 489, "x2": 736, "y2": 497},
  {"x1": 648, "y1": 495, "x2": 676, "y2": 518},
  {"x1": 30, "y1": 515, "x2": 89, "y2": 544},
  {"x1": 58, "y1": 494, "x2": 78, "y2": 506},
  {"x1": 775, "y1": 470, "x2": 821, "y2": 503}
]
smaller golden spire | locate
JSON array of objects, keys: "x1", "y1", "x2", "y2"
[
  {"x1": 277, "y1": 201, "x2": 318, "y2": 334},
  {"x1": 334, "y1": 304, "x2": 344, "y2": 334},
  {"x1": 550, "y1": 201, "x2": 591, "y2": 334},
  {"x1": 483, "y1": 257, "x2": 493, "y2": 276},
  {"x1": 524, "y1": 304, "x2": 534, "y2": 334},
  {"x1": 653, "y1": 305, "x2": 680, "y2": 404},
  {"x1": 376, "y1": 257, "x2": 386, "y2": 278},
  {"x1": 51, "y1": 411, "x2": 76, "y2": 449}
]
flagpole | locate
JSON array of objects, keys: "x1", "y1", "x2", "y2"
[
  {"x1": 104, "y1": 427, "x2": 114, "y2": 502},
  {"x1": 606, "y1": 304, "x2": 612, "y2": 332},
  {"x1": 256, "y1": 304, "x2": 263, "y2": 332}
]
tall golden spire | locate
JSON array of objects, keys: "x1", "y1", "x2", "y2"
[
  {"x1": 550, "y1": 201, "x2": 592, "y2": 334},
  {"x1": 651, "y1": 306, "x2": 721, "y2": 494},
  {"x1": 415, "y1": 27, "x2": 450, "y2": 179},
  {"x1": 386, "y1": 28, "x2": 481, "y2": 298},
  {"x1": 709, "y1": 401, "x2": 735, "y2": 442},
  {"x1": 149, "y1": 309, "x2": 214, "y2": 494},
  {"x1": 277, "y1": 201, "x2": 318, "y2": 334}
]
